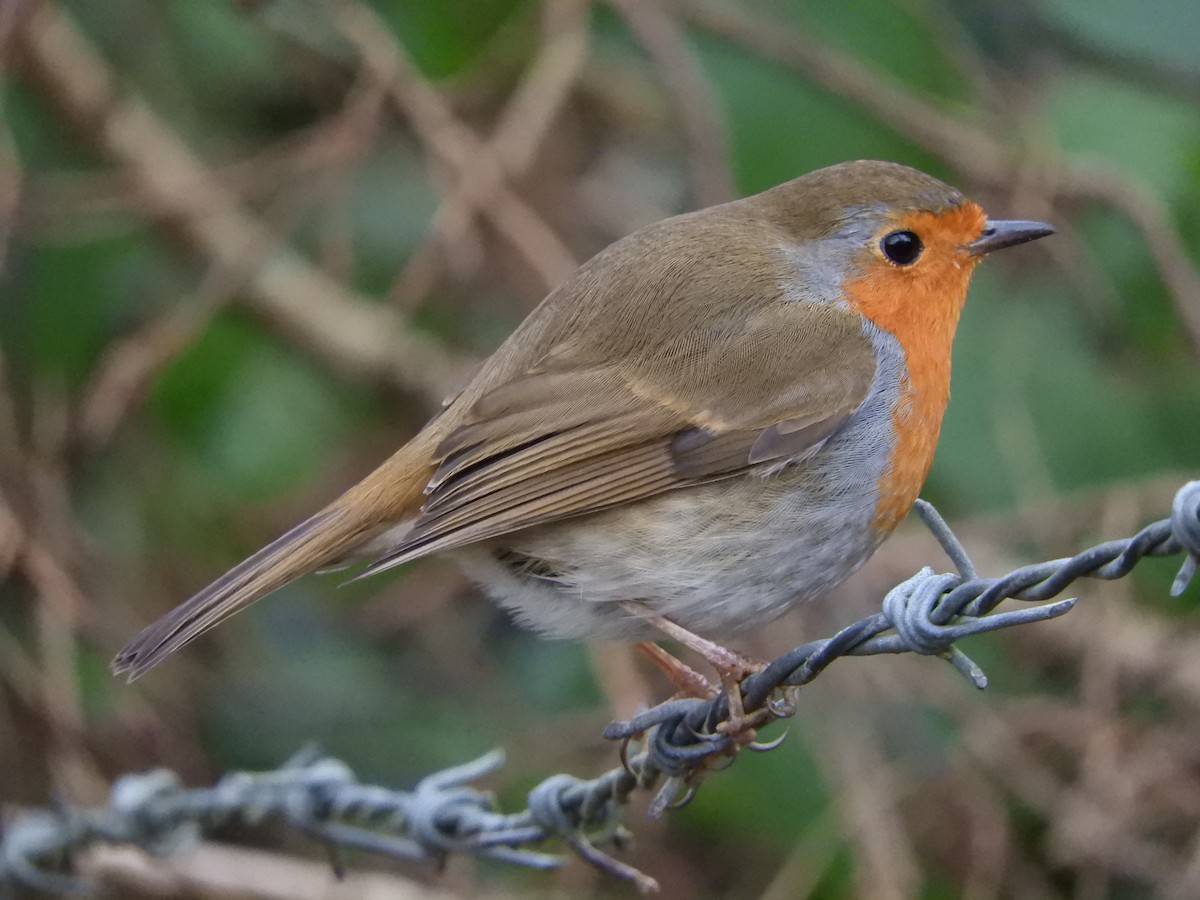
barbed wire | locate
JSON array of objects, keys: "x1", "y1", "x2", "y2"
[{"x1": 3, "y1": 481, "x2": 1198, "y2": 895}]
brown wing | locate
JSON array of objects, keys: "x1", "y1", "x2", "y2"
[{"x1": 358, "y1": 302, "x2": 876, "y2": 575}]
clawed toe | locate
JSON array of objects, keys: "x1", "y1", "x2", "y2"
[{"x1": 622, "y1": 604, "x2": 788, "y2": 749}]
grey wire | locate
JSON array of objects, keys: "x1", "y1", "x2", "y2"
[{"x1": 3, "y1": 481, "x2": 1197, "y2": 896}]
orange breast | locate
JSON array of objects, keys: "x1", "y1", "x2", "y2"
[{"x1": 842, "y1": 203, "x2": 984, "y2": 531}]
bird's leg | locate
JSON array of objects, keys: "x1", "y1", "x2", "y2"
[
  {"x1": 634, "y1": 641, "x2": 715, "y2": 699},
  {"x1": 634, "y1": 611, "x2": 760, "y2": 679},
  {"x1": 621, "y1": 602, "x2": 769, "y2": 743}
]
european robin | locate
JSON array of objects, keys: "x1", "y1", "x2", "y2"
[{"x1": 114, "y1": 160, "x2": 1053, "y2": 681}]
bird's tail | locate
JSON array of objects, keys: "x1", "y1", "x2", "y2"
[{"x1": 112, "y1": 445, "x2": 433, "y2": 680}]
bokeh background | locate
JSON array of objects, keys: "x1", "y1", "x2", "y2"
[{"x1": 2, "y1": 0, "x2": 1200, "y2": 897}]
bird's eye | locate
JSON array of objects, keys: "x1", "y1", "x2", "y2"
[{"x1": 880, "y1": 230, "x2": 923, "y2": 266}]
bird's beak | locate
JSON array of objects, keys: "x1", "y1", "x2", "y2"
[{"x1": 966, "y1": 219, "x2": 1055, "y2": 256}]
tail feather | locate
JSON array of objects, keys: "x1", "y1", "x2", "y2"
[
  {"x1": 113, "y1": 509, "x2": 355, "y2": 680},
  {"x1": 114, "y1": 441, "x2": 438, "y2": 680}
]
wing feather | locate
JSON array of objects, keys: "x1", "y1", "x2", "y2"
[
  {"x1": 360, "y1": 302, "x2": 878, "y2": 576},
  {"x1": 366, "y1": 444, "x2": 675, "y2": 567},
  {"x1": 426, "y1": 412, "x2": 658, "y2": 505}
]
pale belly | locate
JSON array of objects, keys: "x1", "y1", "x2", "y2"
[
  {"x1": 450, "y1": 321, "x2": 915, "y2": 642},
  {"x1": 454, "y1": 432, "x2": 894, "y2": 641}
]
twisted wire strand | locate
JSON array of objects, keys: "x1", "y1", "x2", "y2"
[
  {"x1": 3, "y1": 481, "x2": 1197, "y2": 895},
  {"x1": 606, "y1": 482, "x2": 1200, "y2": 778}
]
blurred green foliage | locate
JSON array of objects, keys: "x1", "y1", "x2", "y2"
[{"x1": 2, "y1": 0, "x2": 1199, "y2": 897}]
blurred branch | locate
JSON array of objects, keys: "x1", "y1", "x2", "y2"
[
  {"x1": 683, "y1": 0, "x2": 1200, "y2": 351},
  {"x1": 330, "y1": 0, "x2": 579, "y2": 296},
  {"x1": 380, "y1": 0, "x2": 591, "y2": 310},
  {"x1": 607, "y1": 0, "x2": 734, "y2": 207},
  {"x1": 79, "y1": 842, "x2": 471, "y2": 899},
  {"x1": 683, "y1": 0, "x2": 1010, "y2": 175},
  {"x1": 14, "y1": 1, "x2": 470, "y2": 404},
  {"x1": 71, "y1": 90, "x2": 389, "y2": 453},
  {"x1": 0, "y1": 357, "x2": 211, "y2": 812},
  {"x1": 75, "y1": 64, "x2": 395, "y2": 449},
  {"x1": 0, "y1": 363, "x2": 106, "y2": 800},
  {"x1": 0, "y1": 2, "x2": 24, "y2": 281},
  {"x1": 808, "y1": 718, "x2": 920, "y2": 900},
  {"x1": 1063, "y1": 165, "x2": 1200, "y2": 349},
  {"x1": 3, "y1": 480, "x2": 1198, "y2": 895},
  {"x1": 1020, "y1": 1, "x2": 1200, "y2": 105},
  {"x1": 73, "y1": 237, "x2": 274, "y2": 452},
  {"x1": 0, "y1": 358, "x2": 22, "y2": 582},
  {"x1": 0, "y1": 130, "x2": 19, "y2": 283},
  {"x1": 492, "y1": 0, "x2": 592, "y2": 174}
]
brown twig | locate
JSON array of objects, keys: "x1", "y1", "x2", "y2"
[
  {"x1": 22, "y1": 79, "x2": 385, "y2": 240},
  {"x1": 1057, "y1": 163, "x2": 1200, "y2": 349},
  {"x1": 931, "y1": 603, "x2": 1200, "y2": 898},
  {"x1": 809, "y1": 712, "x2": 921, "y2": 900},
  {"x1": 0, "y1": 140, "x2": 19, "y2": 282},
  {"x1": 0, "y1": 2, "x2": 24, "y2": 280},
  {"x1": 1024, "y1": 1, "x2": 1200, "y2": 105},
  {"x1": 81, "y1": 841, "x2": 476, "y2": 900},
  {"x1": 0, "y1": 364, "x2": 106, "y2": 805},
  {"x1": 331, "y1": 0, "x2": 579, "y2": 296},
  {"x1": 384, "y1": 0, "x2": 591, "y2": 311},
  {"x1": 74, "y1": 74, "x2": 388, "y2": 451},
  {"x1": 73, "y1": 272, "x2": 239, "y2": 452},
  {"x1": 15, "y1": 1, "x2": 469, "y2": 404},
  {"x1": 491, "y1": 0, "x2": 593, "y2": 178},
  {"x1": 607, "y1": 0, "x2": 734, "y2": 208},
  {"x1": 684, "y1": 0, "x2": 1009, "y2": 175}
]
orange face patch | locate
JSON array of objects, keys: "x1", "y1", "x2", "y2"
[{"x1": 842, "y1": 202, "x2": 988, "y2": 530}]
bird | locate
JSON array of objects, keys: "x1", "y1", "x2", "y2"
[{"x1": 114, "y1": 160, "x2": 1053, "y2": 686}]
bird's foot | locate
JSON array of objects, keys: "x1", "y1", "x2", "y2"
[
  {"x1": 624, "y1": 604, "x2": 771, "y2": 747},
  {"x1": 634, "y1": 641, "x2": 716, "y2": 699},
  {"x1": 712, "y1": 664, "x2": 774, "y2": 747}
]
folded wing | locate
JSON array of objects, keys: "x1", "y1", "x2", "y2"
[{"x1": 360, "y1": 302, "x2": 877, "y2": 574}]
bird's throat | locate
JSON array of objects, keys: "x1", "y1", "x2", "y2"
[{"x1": 842, "y1": 258, "x2": 974, "y2": 531}]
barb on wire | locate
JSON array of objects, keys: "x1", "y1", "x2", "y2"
[
  {"x1": 605, "y1": 481, "x2": 1200, "y2": 795},
  {"x1": 2, "y1": 481, "x2": 1197, "y2": 895}
]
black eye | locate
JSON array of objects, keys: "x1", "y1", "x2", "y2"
[{"x1": 881, "y1": 230, "x2": 923, "y2": 266}]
